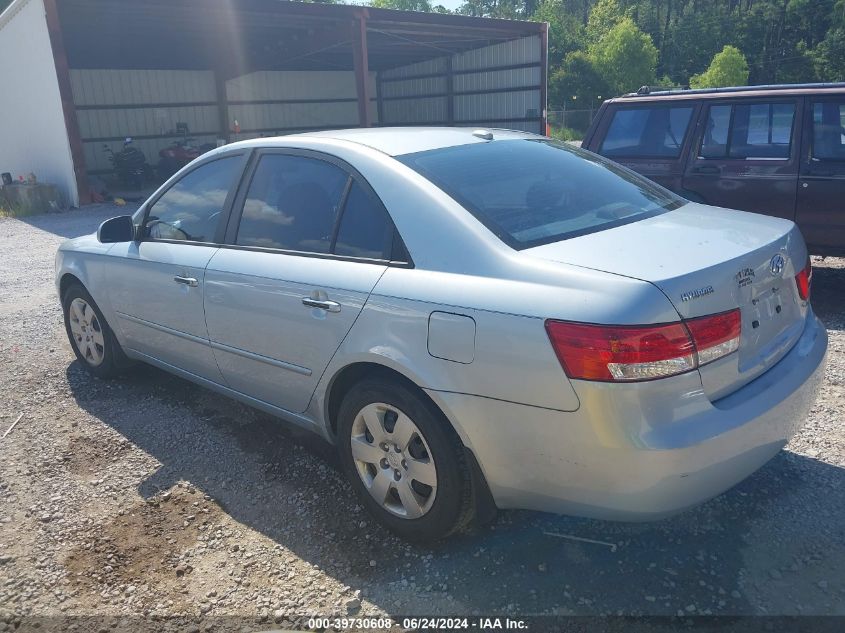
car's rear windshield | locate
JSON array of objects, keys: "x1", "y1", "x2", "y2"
[{"x1": 397, "y1": 139, "x2": 684, "y2": 249}]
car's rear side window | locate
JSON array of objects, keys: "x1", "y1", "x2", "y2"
[
  {"x1": 699, "y1": 102, "x2": 796, "y2": 160},
  {"x1": 398, "y1": 139, "x2": 684, "y2": 250},
  {"x1": 333, "y1": 181, "x2": 394, "y2": 259},
  {"x1": 600, "y1": 105, "x2": 694, "y2": 158},
  {"x1": 811, "y1": 100, "x2": 845, "y2": 161}
]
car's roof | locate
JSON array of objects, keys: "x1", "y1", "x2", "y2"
[
  {"x1": 231, "y1": 127, "x2": 542, "y2": 157},
  {"x1": 609, "y1": 82, "x2": 845, "y2": 104}
]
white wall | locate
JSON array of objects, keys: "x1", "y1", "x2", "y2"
[{"x1": 0, "y1": 0, "x2": 78, "y2": 205}]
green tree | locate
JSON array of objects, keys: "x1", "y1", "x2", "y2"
[
  {"x1": 585, "y1": 0, "x2": 625, "y2": 43},
  {"x1": 590, "y1": 17, "x2": 658, "y2": 96},
  {"x1": 811, "y1": 0, "x2": 845, "y2": 81},
  {"x1": 370, "y1": 0, "x2": 433, "y2": 10},
  {"x1": 689, "y1": 45, "x2": 750, "y2": 89},
  {"x1": 532, "y1": 0, "x2": 586, "y2": 68},
  {"x1": 549, "y1": 50, "x2": 609, "y2": 106},
  {"x1": 458, "y1": 0, "x2": 525, "y2": 18}
]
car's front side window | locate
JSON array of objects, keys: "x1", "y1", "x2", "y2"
[
  {"x1": 145, "y1": 156, "x2": 242, "y2": 243},
  {"x1": 236, "y1": 154, "x2": 348, "y2": 253}
]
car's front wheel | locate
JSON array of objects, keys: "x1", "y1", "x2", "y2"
[
  {"x1": 337, "y1": 376, "x2": 474, "y2": 541},
  {"x1": 62, "y1": 283, "x2": 131, "y2": 378}
]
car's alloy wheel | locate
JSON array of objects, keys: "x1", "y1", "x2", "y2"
[
  {"x1": 62, "y1": 283, "x2": 131, "y2": 378},
  {"x1": 350, "y1": 402, "x2": 437, "y2": 519},
  {"x1": 67, "y1": 297, "x2": 106, "y2": 367},
  {"x1": 337, "y1": 376, "x2": 475, "y2": 541}
]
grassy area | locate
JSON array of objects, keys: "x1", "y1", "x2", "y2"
[
  {"x1": 0, "y1": 200, "x2": 27, "y2": 218},
  {"x1": 548, "y1": 126, "x2": 584, "y2": 142}
]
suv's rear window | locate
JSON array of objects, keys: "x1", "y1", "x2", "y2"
[
  {"x1": 600, "y1": 105, "x2": 694, "y2": 158},
  {"x1": 398, "y1": 139, "x2": 684, "y2": 249}
]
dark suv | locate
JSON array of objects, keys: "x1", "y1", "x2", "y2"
[{"x1": 582, "y1": 83, "x2": 845, "y2": 256}]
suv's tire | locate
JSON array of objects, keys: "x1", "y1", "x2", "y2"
[
  {"x1": 62, "y1": 283, "x2": 131, "y2": 378},
  {"x1": 337, "y1": 376, "x2": 474, "y2": 541}
]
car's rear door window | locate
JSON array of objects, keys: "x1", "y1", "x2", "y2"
[
  {"x1": 236, "y1": 154, "x2": 348, "y2": 253},
  {"x1": 698, "y1": 102, "x2": 796, "y2": 160},
  {"x1": 811, "y1": 100, "x2": 845, "y2": 161},
  {"x1": 730, "y1": 103, "x2": 795, "y2": 158},
  {"x1": 600, "y1": 105, "x2": 694, "y2": 158},
  {"x1": 398, "y1": 139, "x2": 684, "y2": 249}
]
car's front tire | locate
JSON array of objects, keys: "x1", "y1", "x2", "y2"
[
  {"x1": 337, "y1": 376, "x2": 474, "y2": 541},
  {"x1": 62, "y1": 283, "x2": 131, "y2": 378}
]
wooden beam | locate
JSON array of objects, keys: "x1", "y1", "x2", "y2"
[
  {"x1": 351, "y1": 14, "x2": 372, "y2": 128},
  {"x1": 44, "y1": 0, "x2": 90, "y2": 205}
]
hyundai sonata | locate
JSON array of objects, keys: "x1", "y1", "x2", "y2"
[{"x1": 56, "y1": 128, "x2": 827, "y2": 541}]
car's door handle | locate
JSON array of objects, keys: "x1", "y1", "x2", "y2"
[
  {"x1": 302, "y1": 297, "x2": 341, "y2": 313},
  {"x1": 173, "y1": 275, "x2": 199, "y2": 287}
]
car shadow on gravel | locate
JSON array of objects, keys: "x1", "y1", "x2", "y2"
[{"x1": 66, "y1": 354, "x2": 845, "y2": 616}]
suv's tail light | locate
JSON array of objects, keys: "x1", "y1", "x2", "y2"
[
  {"x1": 795, "y1": 257, "x2": 812, "y2": 301},
  {"x1": 545, "y1": 309, "x2": 741, "y2": 382}
]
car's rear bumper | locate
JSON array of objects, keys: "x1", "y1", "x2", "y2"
[{"x1": 428, "y1": 311, "x2": 828, "y2": 520}]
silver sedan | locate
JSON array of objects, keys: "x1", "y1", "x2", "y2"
[{"x1": 56, "y1": 128, "x2": 828, "y2": 541}]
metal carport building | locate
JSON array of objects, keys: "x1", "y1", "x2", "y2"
[{"x1": 0, "y1": 0, "x2": 548, "y2": 206}]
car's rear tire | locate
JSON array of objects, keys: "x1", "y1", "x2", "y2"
[
  {"x1": 62, "y1": 283, "x2": 131, "y2": 378},
  {"x1": 337, "y1": 376, "x2": 474, "y2": 541}
]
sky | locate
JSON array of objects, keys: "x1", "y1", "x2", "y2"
[{"x1": 437, "y1": 0, "x2": 464, "y2": 9}]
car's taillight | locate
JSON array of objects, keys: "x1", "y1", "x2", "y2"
[
  {"x1": 795, "y1": 257, "x2": 812, "y2": 301},
  {"x1": 685, "y1": 309, "x2": 742, "y2": 366},
  {"x1": 545, "y1": 309, "x2": 741, "y2": 382}
]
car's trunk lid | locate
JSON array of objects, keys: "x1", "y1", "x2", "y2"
[{"x1": 524, "y1": 203, "x2": 810, "y2": 400}]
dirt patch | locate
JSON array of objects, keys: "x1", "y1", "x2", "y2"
[
  {"x1": 64, "y1": 435, "x2": 132, "y2": 477},
  {"x1": 64, "y1": 484, "x2": 225, "y2": 609}
]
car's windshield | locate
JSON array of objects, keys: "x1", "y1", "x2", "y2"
[{"x1": 398, "y1": 138, "x2": 685, "y2": 249}]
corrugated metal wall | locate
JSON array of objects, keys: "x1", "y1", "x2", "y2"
[
  {"x1": 72, "y1": 69, "x2": 379, "y2": 173},
  {"x1": 226, "y1": 70, "x2": 378, "y2": 143},
  {"x1": 380, "y1": 57, "x2": 449, "y2": 124},
  {"x1": 69, "y1": 35, "x2": 542, "y2": 179},
  {"x1": 71, "y1": 69, "x2": 219, "y2": 173},
  {"x1": 379, "y1": 35, "x2": 543, "y2": 134}
]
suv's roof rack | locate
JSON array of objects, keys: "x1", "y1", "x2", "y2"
[{"x1": 622, "y1": 82, "x2": 845, "y2": 98}]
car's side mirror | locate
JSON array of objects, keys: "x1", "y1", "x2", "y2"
[{"x1": 97, "y1": 215, "x2": 135, "y2": 243}]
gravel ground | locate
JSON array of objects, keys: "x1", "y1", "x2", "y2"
[{"x1": 0, "y1": 206, "x2": 843, "y2": 630}]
